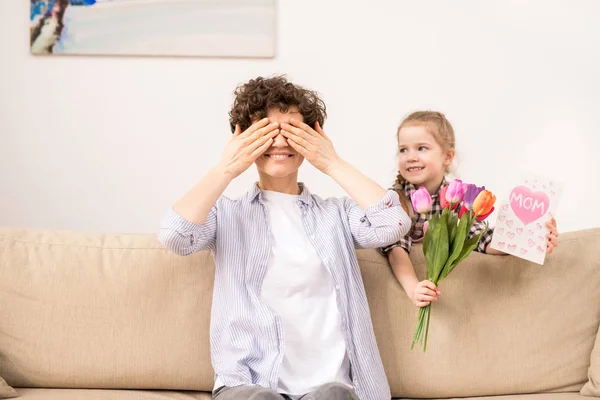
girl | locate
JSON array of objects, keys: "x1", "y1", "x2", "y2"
[{"x1": 383, "y1": 111, "x2": 559, "y2": 308}]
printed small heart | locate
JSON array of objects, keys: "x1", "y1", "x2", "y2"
[
  {"x1": 507, "y1": 232, "x2": 515, "y2": 239},
  {"x1": 542, "y1": 185, "x2": 547, "y2": 189},
  {"x1": 528, "y1": 229, "x2": 534, "y2": 236},
  {"x1": 498, "y1": 215, "x2": 506, "y2": 222},
  {"x1": 538, "y1": 236, "x2": 544, "y2": 242},
  {"x1": 550, "y1": 190, "x2": 556, "y2": 196},
  {"x1": 497, "y1": 242, "x2": 505, "y2": 249},
  {"x1": 516, "y1": 228, "x2": 524, "y2": 235},
  {"x1": 498, "y1": 228, "x2": 504, "y2": 235},
  {"x1": 520, "y1": 248, "x2": 528, "y2": 255},
  {"x1": 502, "y1": 204, "x2": 509, "y2": 211},
  {"x1": 536, "y1": 223, "x2": 542, "y2": 230},
  {"x1": 509, "y1": 186, "x2": 550, "y2": 226},
  {"x1": 528, "y1": 239, "x2": 535, "y2": 247},
  {"x1": 537, "y1": 245, "x2": 545, "y2": 253},
  {"x1": 508, "y1": 244, "x2": 517, "y2": 252},
  {"x1": 506, "y1": 220, "x2": 514, "y2": 228}
]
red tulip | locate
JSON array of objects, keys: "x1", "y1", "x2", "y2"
[
  {"x1": 475, "y1": 206, "x2": 495, "y2": 221},
  {"x1": 439, "y1": 186, "x2": 450, "y2": 209},
  {"x1": 458, "y1": 204, "x2": 469, "y2": 219}
]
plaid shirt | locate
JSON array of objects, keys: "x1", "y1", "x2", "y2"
[{"x1": 381, "y1": 178, "x2": 494, "y2": 255}]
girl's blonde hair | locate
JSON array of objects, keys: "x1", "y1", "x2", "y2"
[{"x1": 394, "y1": 111, "x2": 456, "y2": 217}]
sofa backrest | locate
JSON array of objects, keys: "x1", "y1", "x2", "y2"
[
  {"x1": 359, "y1": 228, "x2": 600, "y2": 397},
  {"x1": 0, "y1": 228, "x2": 214, "y2": 391},
  {"x1": 0, "y1": 227, "x2": 599, "y2": 397}
]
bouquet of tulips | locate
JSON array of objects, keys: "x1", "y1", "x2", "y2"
[{"x1": 410, "y1": 179, "x2": 496, "y2": 351}]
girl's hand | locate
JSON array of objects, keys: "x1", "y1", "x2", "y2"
[
  {"x1": 279, "y1": 119, "x2": 341, "y2": 174},
  {"x1": 219, "y1": 119, "x2": 280, "y2": 179},
  {"x1": 546, "y1": 217, "x2": 559, "y2": 254},
  {"x1": 412, "y1": 280, "x2": 441, "y2": 308}
]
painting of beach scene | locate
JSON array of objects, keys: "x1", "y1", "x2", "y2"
[{"x1": 30, "y1": 0, "x2": 276, "y2": 57}]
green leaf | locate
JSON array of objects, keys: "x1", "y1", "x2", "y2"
[
  {"x1": 426, "y1": 211, "x2": 449, "y2": 284},
  {"x1": 441, "y1": 222, "x2": 488, "y2": 280},
  {"x1": 423, "y1": 213, "x2": 439, "y2": 279},
  {"x1": 436, "y1": 212, "x2": 470, "y2": 284},
  {"x1": 447, "y1": 210, "x2": 459, "y2": 248}
]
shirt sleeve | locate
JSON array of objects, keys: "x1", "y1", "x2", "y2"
[
  {"x1": 157, "y1": 203, "x2": 218, "y2": 256},
  {"x1": 468, "y1": 219, "x2": 494, "y2": 253},
  {"x1": 343, "y1": 190, "x2": 412, "y2": 250},
  {"x1": 380, "y1": 235, "x2": 412, "y2": 255}
]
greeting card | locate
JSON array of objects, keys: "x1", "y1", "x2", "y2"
[{"x1": 489, "y1": 177, "x2": 562, "y2": 265}]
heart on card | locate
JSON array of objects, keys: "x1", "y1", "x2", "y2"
[
  {"x1": 497, "y1": 242, "x2": 505, "y2": 249},
  {"x1": 528, "y1": 239, "x2": 535, "y2": 247},
  {"x1": 508, "y1": 244, "x2": 517, "y2": 252},
  {"x1": 537, "y1": 245, "x2": 545, "y2": 253},
  {"x1": 507, "y1": 232, "x2": 515, "y2": 239},
  {"x1": 509, "y1": 186, "x2": 549, "y2": 226}
]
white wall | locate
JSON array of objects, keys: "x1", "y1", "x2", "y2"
[{"x1": 1, "y1": 0, "x2": 598, "y2": 234}]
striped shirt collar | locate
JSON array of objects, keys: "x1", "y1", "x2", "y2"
[{"x1": 247, "y1": 182, "x2": 314, "y2": 207}]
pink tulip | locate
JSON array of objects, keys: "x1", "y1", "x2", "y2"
[
  {"x1": 411, "y1": 186, "x2": 433, "y2": 214},
  {"x1": 439, "y1": 185, "x2": 460, "y2": 210},
  {"x1": 445, "y1": 179, "x2": 465, "y2": 205}
]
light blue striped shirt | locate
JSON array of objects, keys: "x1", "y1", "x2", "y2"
[{"x1": 158, "y1": 183, "x2": 411, "y2": 400}]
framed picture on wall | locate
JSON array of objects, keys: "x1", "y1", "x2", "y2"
[{"x1": 29, "y1": 0, "x2": 276, "y2": 58}]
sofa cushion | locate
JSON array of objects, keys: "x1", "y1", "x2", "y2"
[
  {"x1": 10, "y1": 389, "x2": 210, "y2": 400},
  {"x1": 402, "y1": 394, "x2": 587, "y2": 400},
  {"x1": 0, "y1": 377, "x2": 17, "y2": 399},
  {"x1": 9, "y1": 389, "x2": 588, "y2": 400},
  {"x1": 357, "y1": 228, "x2": 600, "y2": 398},
  {"x1": 1, "y1": 227, "x2": 599, "y2": 398},
  {"x1": 0, "y1": 228, "x2": 214, "y2": 391},
  {"x1": 581, "y1": 323, "x2": 600, "y2": 396}
]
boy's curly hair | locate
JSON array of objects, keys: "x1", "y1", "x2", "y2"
[{"x1": 229, "y1": 75, "x2": 327, "y2": 133}]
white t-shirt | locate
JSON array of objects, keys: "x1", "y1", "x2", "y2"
[{"x1": 260, "y1": 189, "x2": 352, "y2": 396}]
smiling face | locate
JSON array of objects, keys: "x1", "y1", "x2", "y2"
[
  {"x1": 254, "y1": 106, "x2": 305, "y2": 190},
  {"x1": 397, "y1": 123, "x2": 454, "y2": 194}
]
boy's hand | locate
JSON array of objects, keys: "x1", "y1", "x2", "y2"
[
  {"x1": 219, "y1": 119, "x2": 280, "y2": 179},
  {"x1": 546, "y1": 217, "x2": 559, "y2": 254},
  {"x1": 279, "y1": 119, "x2": 341, "y2": 174},
  {"x1": 413, "y1": 280, "x2": 441, "y2": 308}
]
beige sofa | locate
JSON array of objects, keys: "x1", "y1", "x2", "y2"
[{"x1": 0, "y1": 226, "x2": 599, "y2": 400}]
